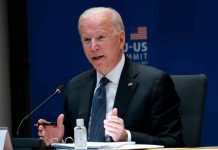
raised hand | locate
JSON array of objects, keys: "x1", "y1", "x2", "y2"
[
  {"x1": 38, "y1": 114, "x2": 65, "y2": 146},
  {"x1": 104, "y1": 108, "x2": 128, "y2": 142}
]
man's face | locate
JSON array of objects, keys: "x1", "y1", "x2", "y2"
[{"x1": 79, "y1": 13, "x2": 125, "y2": 75}]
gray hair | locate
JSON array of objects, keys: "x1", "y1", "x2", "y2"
[{"x1": 78, "y1": 7, "x2": 125, "y2": 35}]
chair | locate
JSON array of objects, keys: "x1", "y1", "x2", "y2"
[{"x1": 171, "y1": 74, "x2": 207, "y2": 147}]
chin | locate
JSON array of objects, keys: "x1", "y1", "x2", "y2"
[{"x1": 96, "y1": 68, "x2": 108, "y2": 75}]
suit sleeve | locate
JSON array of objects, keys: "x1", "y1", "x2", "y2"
[{"x1": 130, "y1": 73, "x2": 184, "y2": 147}]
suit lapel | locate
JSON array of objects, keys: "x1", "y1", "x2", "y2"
[
  {"x1": 113, "y1": 57, "x2": 138, "y2": 118},
  {"x1": 78, "y1": 71, "x2": 96, "y2": 127},
  {"x1": 76, "y1": 57, "x2": 138, "y2": 122}
]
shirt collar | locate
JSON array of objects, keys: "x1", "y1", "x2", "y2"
[{"x1": 96, "y1": 54, "x2": 125, "y2": 85}]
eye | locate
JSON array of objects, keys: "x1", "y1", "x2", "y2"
[
  {"x1": 83, "y1": 38, "x2": 91, "y2": 43},
  {"x1": 97, "y1": 35, "x2": 105, "y2": 40}
]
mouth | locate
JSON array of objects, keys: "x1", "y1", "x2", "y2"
[{"x1": 92, "y1": 55, "x2": 104, "y2": 60}]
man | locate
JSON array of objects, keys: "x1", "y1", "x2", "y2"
[{"x1": 38, "y1": 7, "x2": 183, "y2": 147}]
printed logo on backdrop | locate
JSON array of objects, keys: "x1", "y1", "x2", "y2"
[{"x1": 124, "y1": 26, "x2": 148, "y2": 65}]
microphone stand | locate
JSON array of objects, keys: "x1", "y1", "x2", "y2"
[{"x1": 16, "y1": 86, "x2": 63, "y2": 137}]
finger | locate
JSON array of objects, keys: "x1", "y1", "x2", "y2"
[
  {"x1": 111, "y1": 108, "x2": 118, "y2": 116},
  {"x1": 38, "y1": 130, "x2": 44, "y2": 137},
  {"x1": 104, "y1": 120, "x2": 123, "y2": 132},
  {"x1": 105, "y1": 129, "x2": 116, "y2": 136},
  {"x1": 38, "y1": 129, "x2": 46, "y2": 137},
  {"x1": 104, "y1": 119, "x2": 125, "y2": 137},
  {"x1": 38, "y1": 124, "x2": 46, "y2": 131},
  {"x1": 105, "y1": 116, "x2": 123, "y2": 125},
  {"x1": 104, "y1": 124, "x2": 119, "y2": 132},
  {"x1": 105, "y1": 129, "x2": 120, "y2": 142},
  {"x1": 104, "y1": 123, "x2": 121, "y2": 132},
  {"x1": 38, "y1": 119, "x2": 49, "y2": 124},
  {"x1": 57, "y1": 114, "x2": 64, "y2": 127}
]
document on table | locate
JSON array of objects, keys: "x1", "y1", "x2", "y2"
[{"x1": 52, "y1": 142, "x2": 164, "y2": 149}]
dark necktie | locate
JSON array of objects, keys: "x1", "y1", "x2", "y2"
[{"x1": 89, "y1": 77, "x2": 109, "y2": 142}]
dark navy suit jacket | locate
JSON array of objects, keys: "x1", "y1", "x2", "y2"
[{"x1": 63, "y1": 56, "x2": 183, "y2": 147}]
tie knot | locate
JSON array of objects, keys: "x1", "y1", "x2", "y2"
[{"x1": 100, "y1": 77, "x2": 109, "y2": 86}]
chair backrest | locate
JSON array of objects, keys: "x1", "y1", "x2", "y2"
[{"x1": 171, "y1": 74, "x2": 207, "y2": 147}]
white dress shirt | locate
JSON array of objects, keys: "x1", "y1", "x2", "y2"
[{"x1": 94, "y1": 54, "x2": 131, "y2": 141}]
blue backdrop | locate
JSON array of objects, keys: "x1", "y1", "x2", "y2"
[{"x1": 28, "y1": 0, "x2": 218, "y2": 146}]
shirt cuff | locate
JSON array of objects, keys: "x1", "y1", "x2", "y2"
[{"x1": 126, "y1": 130, "x2": 131, "y2": 142}]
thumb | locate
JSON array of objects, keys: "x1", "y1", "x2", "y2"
[
  {"x1": 111, "y1": 108, "x2": 118, "y2": 116},
  {"x1": 57, "y1": 114, "x2": 64, "y2": 127}
]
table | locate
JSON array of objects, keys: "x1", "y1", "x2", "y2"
[{"x1": 148, "y1": 147, "x2": 218, "y2": 150}]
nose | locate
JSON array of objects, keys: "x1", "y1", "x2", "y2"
[{"x1": 90, "y1": 39, "x2": 98, "y2": 52}]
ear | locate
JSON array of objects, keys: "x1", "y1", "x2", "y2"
[{"x1": 119, "y1": 30, "x2": 125, "y2": 50}]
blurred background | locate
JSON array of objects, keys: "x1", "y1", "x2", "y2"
[{"x1": 1, "y1": 0, "x2": 218, "y2": 146}]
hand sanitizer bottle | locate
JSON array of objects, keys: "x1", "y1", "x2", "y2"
[{"x1": 74, "y1": 119, "x2": 87, "y2": 149}]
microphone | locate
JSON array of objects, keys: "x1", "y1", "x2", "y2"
[{"x1": 16, "y1": 85, "x2": 64, "y2": 137}]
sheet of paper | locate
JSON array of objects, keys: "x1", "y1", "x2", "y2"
[
  {"x1": 52, "y1": 141, "x2": 135, "y2": 149},
  {"x1": 0, "y1": 129, "x2": 7, "y2": 148},
  {"x1": 52, "y1": 141, "x2": 164, "y2": 149},
  {"x1": 0, "y1": 127, "x2": 13, "y2": 150},
  {"x1": 114, "y1": 144, "x2": 164, "y2": 149}
]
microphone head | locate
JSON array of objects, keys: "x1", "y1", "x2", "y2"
[{"x1": 56, "y1": 85, "x2": 64, "y2": 93}]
